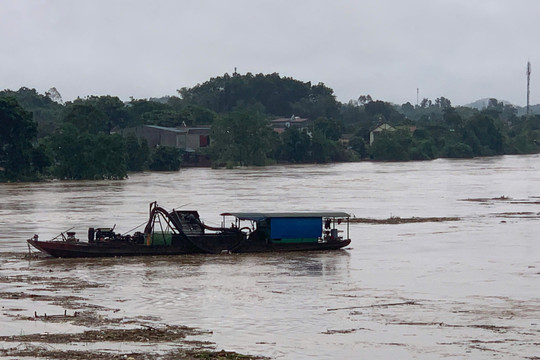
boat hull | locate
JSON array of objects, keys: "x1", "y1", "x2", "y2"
[{"x1": 27, "y1": 238, "x2": 351, "y2": 258}]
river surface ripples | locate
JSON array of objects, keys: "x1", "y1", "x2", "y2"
[{"x1": 1, "y1": 155, "x2": 539, "y2": 359}]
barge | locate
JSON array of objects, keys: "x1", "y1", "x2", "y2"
[{"x1": 27, "y1": 202, "x2": 351, "y2": 258}]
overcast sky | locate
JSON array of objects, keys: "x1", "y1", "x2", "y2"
[{"x1": 2, "y1": 0, "x2": 539, "y2": 107}]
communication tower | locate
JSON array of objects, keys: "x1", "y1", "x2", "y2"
[{"x1": 527, "y1": 61, "x2": 531, "y2": 116}]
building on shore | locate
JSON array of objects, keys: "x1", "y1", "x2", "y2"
[{"x1": 123, "y1": 125, "x2": 211, "y2": 166}]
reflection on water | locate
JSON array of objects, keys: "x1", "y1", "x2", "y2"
[{"x1": 1, "y1": 155, "x2": 539, "y2": 359}]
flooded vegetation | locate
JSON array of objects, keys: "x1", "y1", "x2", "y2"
[{"x1": 1, "y1": 155, "x2": 539, "y2": 359}]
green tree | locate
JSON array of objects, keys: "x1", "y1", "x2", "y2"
[
  {"x1": 279, "y1": 127, "x2": 311, "y2": 163},
  {"x1": 349, "y1": 135, "x2": 367, "y2": 158},
  {"x1": 127, "y1": 98, "x2": 173, "y2": 126},
  {"x1": 0, "y1": 97, "x2": 38, "y2": 181},
  {"x1": 506, "y1": 115, "x2": 540, "y2": 154},
  {"x1": 91, "y1": 95, "x2": 130, "y2": 130},
  {"x1": 462, "y1": 114, "x2": 504, "y2": 156},
  {"x1": 358, "y1": 95, "x2": 373, "y2": 105},
  {"x1": 340, "y1": 101, "x2": 371, "y2": 132},
  {"x1": 313, "y1": 117, "x2": 342, "y2": 141},
  {"x1": 149, "y1": 146, "x2": 181, "y2": 171},
  {"x1": 140, "y1": 110, "x2": 183, "y2": 127},
  {"x1": 412, "y1": 125, "x2": 449, "y2": 157},
  {"x1": 0, "y1": 87, "x2": 63, "y2": 137},
  {"x1": 369, "y1": 129, "x2": 414, "y2": 161},
  {"x1": 410, "y1": 139, "x2": 436, "y2": 160},
  {"x1": 310, "y1": 131, "x2": 339, "y2": 163},
  {"x1": 125, "y1": 134, "x2": 150, "y2": 171},
  {"x1": 364, "y1": 100, "x2": 393, "y2": 121},
  {"x1": 364, "y1": 100, "x2": 406, "y2": 126},
  {"x1": 48, "y1": 124, "x2": 127, "y2": 179},
  {"x1": 442, "y1": 142, "x2": 474, "y2": 158},
  {"x1": 31, "y1": 142, "x2": 52, "y2": 174},
  {"x1": 400, "y1": 102, "x2": 415, "y2": 118},
  {"x1": 209, "y1": 106, "x2": 278, "y2": 167},
  {"x1": 92, "y1": 133, "x2": 127, "y2": 178},
  {"x1": 179, "y1": 72, "x2": 337, "y2": 119},
  {"x1": 62, "y1": 103, "x2": 108, "y2": 134},
  {"x1": 65, "y1": 96, "x2": 130, "y2": 132},
  {"x1": 434, "y1": 97, "x2": 452, "y2": 109},
  {"x1": 443, "y1": 107, "x2": 463, "y2": 130},
  {"x1": 178, "y1": 104, "x2": 217, "y2": 125},
  {"x1": 291, "y1": 82, "x2": 340, "y2": 120}
]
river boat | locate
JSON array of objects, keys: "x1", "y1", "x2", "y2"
[{"x1": 27, "y1": 202, "x2": 351, "y2": 258}]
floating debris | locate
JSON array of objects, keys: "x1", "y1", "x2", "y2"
[
  {"x1": 34, "y1": 310, "x2": 78, "y2": 319},
  {"x1": 461, "y1": 196, "x2": 511, "y2": 202},
  {"x1": 349, "y1": 217, "x2": 460, "y2": 225},
  {"x1": 461, "y1": 196, "x2": 540, "y2": 204},
  {"x1": 0, "y1": 325, "x2": 207, "y2": 345},
  {"x1": 0, "y1": 345, "x2": 266, "y2": 360},
  {"x1": 388, "y1": 321, "x2": 511, "y2": 333},
  {"x1": 327, "y1": 300, "x2": 420, "y2": 311},
  {"x1": 493, "y1": 212, "x2": 540, "y2": 219},
  {"x1": 321, "y1": 328, "x2": 366, "y2": 334}
]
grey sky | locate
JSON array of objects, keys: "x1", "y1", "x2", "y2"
[{"x1": 2, "y1": 0, "x2": 539, "y2": 107}]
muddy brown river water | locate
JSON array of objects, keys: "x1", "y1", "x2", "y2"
[{"x1": 1, "y1": 155, "x2": 539, "y2": 359}]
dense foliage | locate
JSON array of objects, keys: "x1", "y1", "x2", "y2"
[
  {"x1": 178, "y1": 72, "x2": 340, "y2": 118},
  {"x1": 0, "y1": 97, "x2": 39, "y2": 181},
  {"x1": 1, "y1": 73, "x2": 539, "y2": 181},
  {"x1": 209, "y1": 106, "x2": 278, "y2": 167},
  {"x1": 46, "y1": 124, "x2": 127, "y2": 180}
]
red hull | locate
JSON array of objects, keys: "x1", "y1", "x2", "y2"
[{"x1": 27, "y1": 238, "x2": 351, "y2": 258}]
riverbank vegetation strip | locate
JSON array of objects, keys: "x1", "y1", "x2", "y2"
[{"x1": 1, "y1": 73, "x2": 539, "y2": 181}]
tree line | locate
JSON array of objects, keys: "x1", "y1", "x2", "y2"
[{"x1": 1, "y1": 72, "x2": 539, "y2": 182}]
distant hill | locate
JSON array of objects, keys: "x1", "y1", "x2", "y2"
[
  {"x1": 464, "y1": 98, "x2": 540, "y2": 116},
  {"x1": 464, "y1": 98, "x2": 513, "y2": 110},
  {"x1": 516, "y1": 104, "x2": 540, "y2": 116}
]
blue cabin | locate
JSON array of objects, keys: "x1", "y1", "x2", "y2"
[{"x1": 221, "y1": 212, "x2": 350, "y2": 244}]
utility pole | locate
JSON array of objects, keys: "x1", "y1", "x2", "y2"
[
  {"x1": 527, "y1": 61, "x2": 531, "y2": 117},
  {"x1": 416, "y1": 88, "x2": 419, "y2": 107}
]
